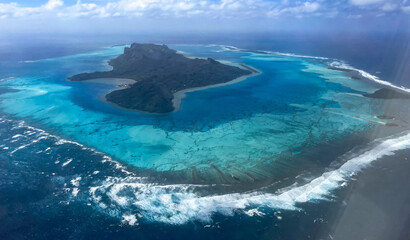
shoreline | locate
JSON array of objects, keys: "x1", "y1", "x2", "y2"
[
  {"x1": 83, "y1": 78, "x2": 136, "y2": 86},
  {"x1": 88, "y1": 78, "x2": 152, "y2": 114},
  {"x1": 172, "y1": 63, "x2": 261, "y2": 112},
  {"x1": 92, "y1": 64, "x2": 261, "y2": 114},
  {"x1": 328, "y1": 65, "x2": 410, "y2": 94},
  {"x1": 82, "y1": 77, "x2": 152, "y2": 114},
  {"x1": 219, "y1": 43, "x2": 410, "y2": 94}
]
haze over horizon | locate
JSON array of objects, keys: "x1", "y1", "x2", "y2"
[
  {"x1": 1, "y1": 0, "x2": 409, "y2": 35},
  {"x1": 1, "y1": 1, "x2": 410, "y2": 240},
  {"x1": 1, "y1": 1, "x2": 409, "y2": 88}
]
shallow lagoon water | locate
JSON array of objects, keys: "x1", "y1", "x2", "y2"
[
  {"x1": 0, "y1": 45, "x2": 380, "y2": 174},
  {"x1": 1, "y1": 44, "x2": 410, "y2": 229}
]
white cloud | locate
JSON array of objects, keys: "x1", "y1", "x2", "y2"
[
  {"x1": 59, "y1": 1, "x2": 108, "y2": 18},
  {"x1": 349, "y1": 0, "x2": 385, "y2": 6},
  {"x1": 267, "y1": 1, "x2": 320, "y2": 17},
  {"x1": 0, "y1": 0, "x2": 64, "y2": 18},
  {"x1": 43, "y1": 0, "x2": 64, "y2": 10},
  {"x1": 284, "y1": 2, "x2": 320, "y2": 14},
  {"x1": 402, "y1": 5, "x2": 410, "y2": 13},
  {"x1": 0, "y1": 0, "x2": 407, "y2": 20},
  {"x1": 380, "y1": 3, "x2": 398, "y2": 11},
  {"x1": 347, "y1": 13, "x2": 363, "y2": 18}
]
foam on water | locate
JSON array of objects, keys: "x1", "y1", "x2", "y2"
[
  {"x1": 0, "y1": 77, "x2": 15, "y2": 82},
  {"x1": 220, "y1": 44, "x2": 409, "y2": 94},
  {"x1": 86, "y1": 131, "x2": 410, "y2": 224},
  {"x1": 271, "y1": 52, "x2": 329, "y2": 60},
  {"x1": 1, "y1": 44, "x2": 409, "y2": 226},
  {"x1": 0, "y1": 45, "x2": 379, "y2": 176},
  {"x1": 217, "y1": 45, "x2": 329, "y2": 60},
  {"x1": 329, "y1": 61, "x2": 410, "y2": 93},
  {"x1": 62, "y1": 158, "x2": 73, "y2": 167}
]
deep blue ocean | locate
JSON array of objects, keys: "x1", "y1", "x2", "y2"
[{"x1": 0, "y1": 33, "x2": 410, "y2": 239}]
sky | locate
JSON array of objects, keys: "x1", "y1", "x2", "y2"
[
  {"x1": 0, "y1": 0, "x2": 408, "y2": 35},
  {"x1": 0, "y1": 1, "x2": 408, "y2": 89}
]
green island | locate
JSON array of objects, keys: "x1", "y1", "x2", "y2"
[{"x1": 69, "y1": 43, "x2": 252, "y2": 113}]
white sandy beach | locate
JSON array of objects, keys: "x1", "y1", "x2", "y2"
[
  {"x1": 84, "y1": 78, "x2": 136, "y2": 86},
  {"x1": 172, "y1": 63, "x2": 261, "y2": 112},
  {"x1": 90, "y1": 64, "x2": 260, "y2": 114},
  {"x1": 85, "y1": 78, "x2": 140, "y2": 112}
]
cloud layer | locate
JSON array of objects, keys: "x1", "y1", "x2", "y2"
[{"x1": 0, "y1": 0, "x2": 409, "y2": 20}]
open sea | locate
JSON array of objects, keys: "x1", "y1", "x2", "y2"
[{"x1": 0, "y1": 34, "x2": 409, "y2": 239}]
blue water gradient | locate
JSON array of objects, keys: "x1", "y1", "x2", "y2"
[
  {"x1": 0, "y1": 45, "x2": 383, "y2": 177},
  {"x1": 1, "y1": 44, "x2": 410, "y2": 233}
]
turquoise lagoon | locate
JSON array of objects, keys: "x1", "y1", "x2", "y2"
[
  {"x1": 2, "y1": 44, "x2": 410, "y2": 224},
  {"x1": 0, "y1": 45, "x2": 385, "y2": 179}
]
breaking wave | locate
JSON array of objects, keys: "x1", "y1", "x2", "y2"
[
  {"x1": 88, "y1": 131, "x2": 410, "y2": 225},
  {"x1": 0, "y1": 77, "x2": 15, "y2": 82},
  {"x1": 270, "y1": 52, "x2": 329, "y2": 60},
  {"x1": 1, "y1": 87, "x2": 409, "y2": 226},
  {"x1": 219, "y1": 44, "x2": 328, "y2": 60},
  {"x1": 2, "y1": 44, "x2": 410, "y2": 227},
  {"x1": 7, "y1": 116, "x2": 409, "y2": 226},
  {"x1": 220, "y1": 44, "x2": 409, "y2": 94},
  {"x1": 329, "y1": 61, "x2": 410, "y2": 93}
]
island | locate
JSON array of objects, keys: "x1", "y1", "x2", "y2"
[
  {"x1": 69, "y1": 43, "x2": 253, "y2": 113},
  {"x1": 328, "y1": 66, "x2": 410, "y2": 100},
  {"x1": 363, "y1": 88, "x2": 410, "y2": 99}
]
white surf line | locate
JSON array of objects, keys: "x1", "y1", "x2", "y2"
[
  {"x1": 89, "y1": 131, "x2": 410, "y2": 225},
  {"x1": 261, "y1": 131, "x2": 410, "y2": 203},
  {"x1": 222, "y1": 44, "x2": 409, "y2": 93},
  {"x1": 0, "y1": 77, "x2": 15, "y2": 82},
  {"x1": 270, "y1": 51, "x2": 329, "y2": 60},
  {"x1": 62, "y1": 158, "x2": 73, "y2": 167},
  {"x1": 276, "y1": 131, "x2": 410, "y2": 196},
  {"x1": 355, "y1": 68, "x2": 410, "y2": 93},
  {"x1": 7, "y1": 118, "x2": 135, "y2": 175},
  {"x1": 10, "y1": 135, "x2": 48, "y2": 155},
  {"x1": 18, "y1": 60, "x2": 37, "y2": 63},
  {"x1": 218, "y1": 44, "x2": 329, "y2": 60},
  {"x1": 329, "y1": 61, "x2": 410, "y2": 93}
]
